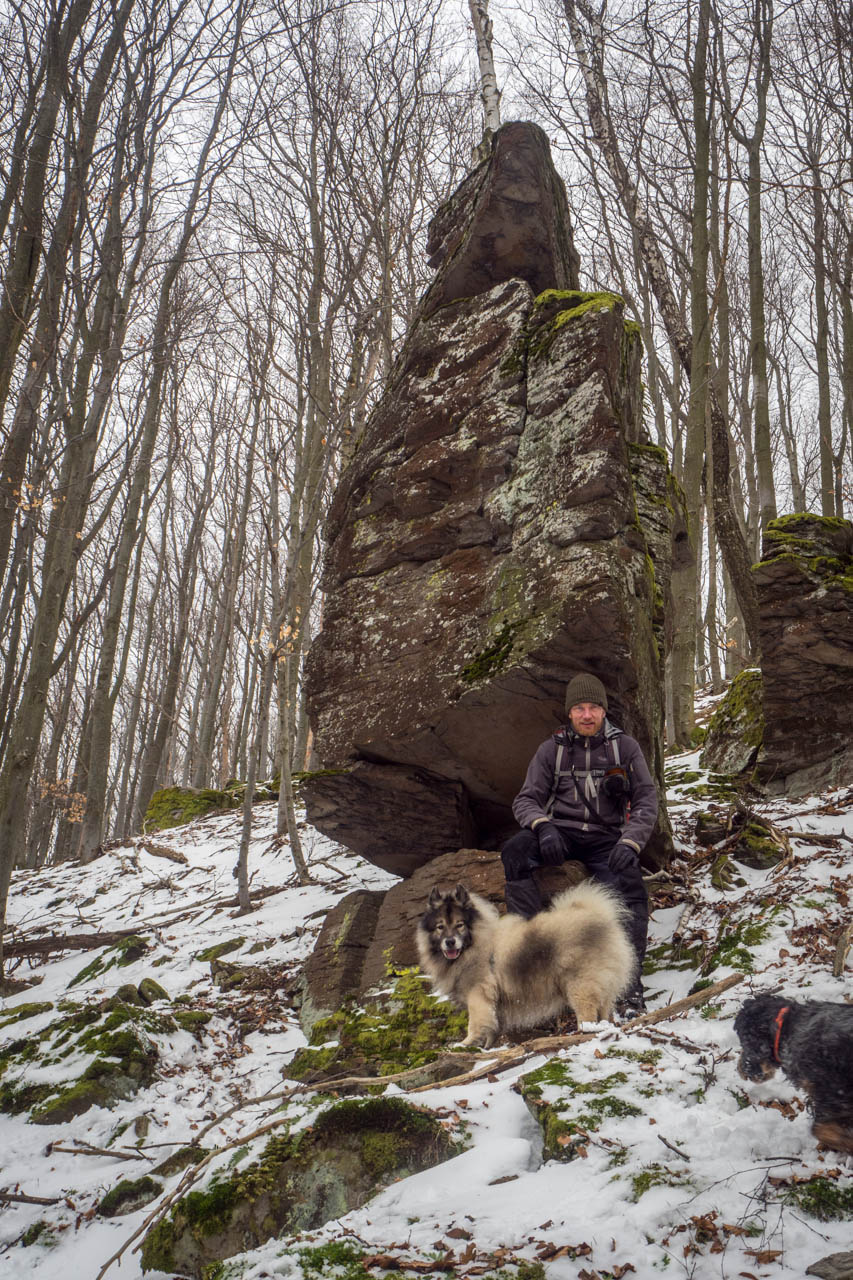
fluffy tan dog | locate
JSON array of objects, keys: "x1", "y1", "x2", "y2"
[{"x1": 417, "y1": 881, "x2": 635, "y2": 1048}]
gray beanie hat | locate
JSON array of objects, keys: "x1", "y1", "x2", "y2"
[{"x1": 565, "y1": 673, "x2": 608, "y2": 713}]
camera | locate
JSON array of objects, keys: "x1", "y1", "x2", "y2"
[{"x1": 600, "y1": 766, "x2": 630, "y2": 800}]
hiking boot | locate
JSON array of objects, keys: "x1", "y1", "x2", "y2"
[{"x1": 617, "y1": 983, "x2": 647, "y2": 1019}]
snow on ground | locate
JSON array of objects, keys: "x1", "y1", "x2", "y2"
[{"x1": 1, "y1": 752, "x2": 852, "y2": 1280}]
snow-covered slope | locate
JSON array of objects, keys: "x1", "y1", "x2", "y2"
[{"x1": 1, "y1": 752, "x2": 851, "y2": 1280}]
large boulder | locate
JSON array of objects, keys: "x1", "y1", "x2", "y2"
[
  {"x1": 304, "y1": 121, "x2": 679, "y2": 876},
  {"x1": 700, "y1": 668, "x2": 764, "y2": 775},
  {"x1": 421, "y1": 118, "x2": 580, "y2": 318},
  {"x1": 299, "y1": 889, "x2": 385, "y2": 1035},
  {"x1": 140, "y1": 1098, "x2": 459, "y2": 1279},
  {"x1": 753, "y1": 514, "x2": 853, "y2": 794}
]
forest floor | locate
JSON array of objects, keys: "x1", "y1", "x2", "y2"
[{"x1": 1, "y1": 724, "x2": 852, "y2": 1280}]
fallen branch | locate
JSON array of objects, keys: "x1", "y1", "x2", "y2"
[
  {"x1": 833, "y1": 924, "x2": 852, "y2": 977},
  {"x1": 48, "y1": 1141, "x2": 150, "y2": 1163},
  {"x1": 0, "y1": 1190, "x2": 62, "y2": 1206},
  {"x1": 658, "y1": 1133, "x2": 690, "y2": 1160},
  {"x1": 671, "y1": 895, "x2": 699, "y2": 947},
  {"x1": 137, "y1": 840, "x2": 188, "y2": 866},
  {"x1": 1, "y1": 929, "x2": 144, "y2": 959},
  {"x1": 408, "y1": 972, "x2": 746, "y2": 1093}
]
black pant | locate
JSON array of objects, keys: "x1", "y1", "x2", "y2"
[{"x1": 500, "y1": 826, "x2": 649, "y2": 972}]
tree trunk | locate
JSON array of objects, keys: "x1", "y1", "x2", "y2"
[
  {"x1": 561, "y1": 0, "x2": 760, "y2": 657},
  {"x1": 468, "y1": 0, "x2": 502, "y2": 137},
  {"x1": 77, "y1": 7, "x2": 246, "y2": 862}
]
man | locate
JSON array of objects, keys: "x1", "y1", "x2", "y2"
[{"x1": 501, "y1": 672, "x2": 657, "y2": 1012}]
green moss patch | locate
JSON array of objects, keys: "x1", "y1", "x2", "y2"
[
  {"x1": 761, "y1": 513, "x2": 853, "y2": 566},
  {"x1": 195, "y1": 938, "x2": 245, "y2": 964},
  {"x1": 528, "y1": 289, "x2": 624, "y2": 360},
  {"x1": 704, "y1": 919, "x2": 771, "y2": 975},
  {"x1": 630, "y1": 1162, "x2": 692, "y2": 1201},
  {"x1": 518, "y1": 1061, "x2": 645, "y2": 1162},
  {"x1": 0, "y1": 998, "x2": 169, "y2": 1122},
  {"x1": 699, "y1": 669, "x2": 764, "y2": 775},
  {"x1": 459, "y1": 619, "x2": 528, "y2": 684},
  {"x1": 97, "y1": 1175, "x2": 163, "y2": 1217},
  {"x1": 143, "y1": 786, "x2": 242, "y2": 834},
  {"x1": 286, "y1": 967, "x2": 468, "y2": 1084},
  {"x1": 782, "y1": 1175, "x2": 853, "y2": 1221},
  {"x1": 731, "y1": 821, "x2": 786, "y2": 869},
  {"x1": 139, "y1": 1097, "x2": 461, "y2": 1279},
  {"x1": 68, "y1": 935, "x2": 150, "y2": 988},
  {"x1": 173, "y1": 1009, "x2": 213, "y2": 1039},
  {"x1": 0, "y1": 1000, "x2": 53, "y2": 1029},
  {"x1": 19, "y1": 1220, "x2": 57, "y2": 1248}
]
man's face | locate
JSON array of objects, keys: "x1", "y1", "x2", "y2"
[{"x1": 569, "y1": 701, "x2": 606, "y2": 737}]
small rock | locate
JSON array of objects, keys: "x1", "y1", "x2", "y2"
[
  {"x1": 806, "y1": 1252, "x2": 853, "y2": 1280},
  {"x1": 695, "y1": 810, "x2": 729, "y2": 846},
  {"x1": 137, "y1": 977, "x2": 169, "y2": 1005},
  {"x1": 97, "y1": 1175, "x2": 162, "y2": 1217},
  {"x1": 115, "y1": 983, "x2": 144, "y2": 1006}
]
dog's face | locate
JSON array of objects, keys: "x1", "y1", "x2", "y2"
[
  {"x1": 420, "y1": 884, "x2": 476, "y2": 963},
  {"x1": 734, "y1": 996, "x2": 786, "y2": 1082}
]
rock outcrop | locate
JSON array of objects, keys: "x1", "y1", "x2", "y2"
[
  {"x1": 303, "y1": 121, "x2": 681, "y2": 877},
  {"x1": 753, "y1": 514, "x2": 853, "y2": 795},
  {"x1": 140, "y1": 1098, "x2": 459, "y2": 1279},
  {"x1": 700, "y1": 668, "x2": 764, "y2": 776}
]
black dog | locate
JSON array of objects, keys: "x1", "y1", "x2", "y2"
[{"x1": 734, "y1": 993, "x2": 853, "y2": 1154}]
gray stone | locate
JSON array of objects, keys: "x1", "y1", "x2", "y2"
[
  {"x1": 422, "y1": 120, "x2": 580, "y2": 318},
  {"x1": 700, "y1": 669, "x2": 764, "y2": 775},
  {"x1": 754, "y1": 514, "x2": 853, "y2": 795},
  {"x1": 139, "y1": 1098, "x2": 460, "y2": 1279},
  {"x1": 304, "y1": 121, "x2": 680, "y2": 880},
  {"x1": 807, "y1": 1253, "x2": 853, "y2": 1280},
  {"x1": 299, "y1": 888, "x2": 385, "y2": 1034}
]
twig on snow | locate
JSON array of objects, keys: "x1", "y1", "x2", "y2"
[{"x1": 0, "y1": 1189, "x2": 62, "y2": 1206}]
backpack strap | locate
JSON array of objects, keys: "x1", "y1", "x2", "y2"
[{"x1": 545, "y1": 739, "x2": 564, "y2": 818}]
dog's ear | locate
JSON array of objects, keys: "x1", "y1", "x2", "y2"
[
  {"x1": 451, "y1": 884, "x2": 470, "y2": 906},
  {"x1": 427, "y1": 886, "x2": 443, "y2": 909}
]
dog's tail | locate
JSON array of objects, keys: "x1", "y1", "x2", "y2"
[{"x1": 548, "y1": 878, "x2": 630, "y2": 925}]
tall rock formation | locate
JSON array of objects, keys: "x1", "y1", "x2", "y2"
[
  {"x1": 754, "y1": 513, "x2": 853, "y2": 795},
  {"x1": 303, "y1": 122, "x2": 684, "y2": 876}
]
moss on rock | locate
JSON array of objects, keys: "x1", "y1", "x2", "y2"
[
  {"x1": 143, "y1": 786, "x2": 242, "y2": 834},
  {"x1": 97, "y1": 1175, "x2": 163, "y2": 1217},
  {"x1": 69, "y1": 935, "x2": 150, "y2": 989},
  {"x1": 195, "y1": 938, "x2": 245, "y2": 964},
  {"x1": 0, "y1": 1000, "x2": 53, "y2": 1029},
  {"x1": 137, "y1": 978, "x2": 170, "y2": 1005},
  {"x1": 699, "y1": 669, "x2": 764, "y2": 776},
  {"x1": 1, "y1": 999, "x2": 166, "y2": 1122},
  {"x1": 517, "y1": 1060, "x2": 644, "y2": 1163},
  {"x1": 139, "y1": 1097, "x2": 460, "y2": 1278},
  {"x1": 286, "y1": 967, "x2": 468, "y2": 1084}
]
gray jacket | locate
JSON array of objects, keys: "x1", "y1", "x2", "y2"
[{"x1": 512, "y1": 719, "x2": 658, "y2": 854}]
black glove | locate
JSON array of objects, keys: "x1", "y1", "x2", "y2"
[
  {"x1": 535, "y1": 822, "x2": 566, "y2": 866},
  {"x1": 608, "y1": 841, "x2": 639, "y2": 873}
]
